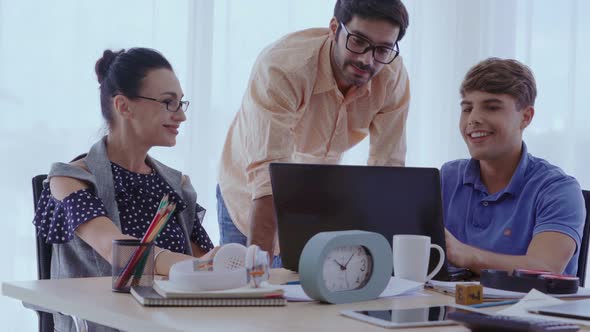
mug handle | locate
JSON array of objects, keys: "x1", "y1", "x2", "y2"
[{"x1": 425, "y1": 244, "x2": 445, "y2": 282}]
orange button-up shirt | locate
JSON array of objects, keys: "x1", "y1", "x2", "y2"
[{"x1": 218, "y1": 28, "x2": 410, "y2": 250}]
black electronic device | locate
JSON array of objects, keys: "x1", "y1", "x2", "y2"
[
  {"x1": 480, "y1": 269, "x2": 579, "y2": 294},
  {"x1": 448, "y1": 310, "x2": 580, "y2": 332},
  {"x1": 447, "y1": 265, "x2": 475, "y2": 281},
  {"x1": 269, "y1": 163, "x2": 450, "y2": 281},
  {"x1": 340, "y1": 305, "x2": 477, "y2": 328}
]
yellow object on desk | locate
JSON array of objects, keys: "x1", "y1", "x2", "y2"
[{"x1": 455, "y1": 284, "x2": 483, "y2": 305}]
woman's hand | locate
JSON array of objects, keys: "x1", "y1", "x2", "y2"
[{"x1": 200, "y1": 246, "x2": 221, "y2": 261}]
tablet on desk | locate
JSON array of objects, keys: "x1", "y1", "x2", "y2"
[
  {"x1": 340, "y1": 305, "x2": 481, "y2": 329},
  {"x1": 528, "y1": 299, "x2": 590, "y2": 321}
]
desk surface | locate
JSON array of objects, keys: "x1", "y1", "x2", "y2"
[{"x1": 1, "y1": 269, "x2": 587, "y2": 332}]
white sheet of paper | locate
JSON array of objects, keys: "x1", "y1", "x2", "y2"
[
  {"x1": 496, "y1": 289, "x2": 590, "y2": 327},
  {"x1": 380, "y1": 277, "x2": 425, "y2": 298},
  {"x1": 427, "y1": 280, "x2": 590, "y2": 299},
  {"x1": 281, "y1": 284, "x2": 315, "y2": 302},
  {"x1": 281, "y1": 277, "x2": 425, "y2": 302}
]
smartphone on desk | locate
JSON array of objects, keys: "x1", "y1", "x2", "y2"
[
  {"x1": 447, "y1": 265, "x2": 475, "y2": 281},
  {"x1": 340, "y1": 305, "x2": 481, "y2": 329}
]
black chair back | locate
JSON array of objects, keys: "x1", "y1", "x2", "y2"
[
  {"x1": 32, "y1": 174, "x2": 54, "y2": 332},
  {"x1": 578, "y1": 190, "x2": 590, "y2": 287}
]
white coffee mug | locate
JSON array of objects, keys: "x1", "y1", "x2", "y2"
[{"x1": 392, "y1": 234, "x2": 445, "y2": 282}]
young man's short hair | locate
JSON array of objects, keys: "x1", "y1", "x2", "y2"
[
  {"x1": 334, "y1": 0, "x2": 409, "y2": 42},
  {"x1": 460, "y1": 57, "x2": 537, "y2": 110}
]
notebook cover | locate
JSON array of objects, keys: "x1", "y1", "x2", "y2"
[{"x1": 131, "y1": 286, "x2": 287, "y2": 307}]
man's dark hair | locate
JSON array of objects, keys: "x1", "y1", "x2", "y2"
[
  {"x1": 461, "y1": 58, "x2": 537, "y2": 110},
  {"x1": 334, "y1": 0, "x2": 409, "y2": 41}
]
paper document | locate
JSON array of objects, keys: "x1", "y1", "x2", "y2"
[
  {"x1": 153, "y1": 280, "x2": 283, "y2": 298},
  {"x1": 427, "y1": 280, "x2": 590, "y2": 300},
  {"x1": 281, "y1": 277, "x2": 425, "y2": 302},
  {"x1": 497, "y1": 289, "x2": 590, "y2": 327}
]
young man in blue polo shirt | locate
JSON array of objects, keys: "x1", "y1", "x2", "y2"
[{"x1": 441, "y1": 58, "x2": 585, "y2": 276}]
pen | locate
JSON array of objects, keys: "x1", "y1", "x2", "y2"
[
  {"x1": 469, "y1": 299, "x2": 519, "y2": 308},
  {"x1": 283, "y1": 280, "x2": 300, "y2": 285}
]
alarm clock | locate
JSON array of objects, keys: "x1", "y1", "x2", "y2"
[{"x1": 298, "y1": 230, "x2": 393, "y2": 304}]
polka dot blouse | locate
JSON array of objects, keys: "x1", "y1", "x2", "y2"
[{"x1": 33, "y1": 162, "x2": 214, "y2": 253}]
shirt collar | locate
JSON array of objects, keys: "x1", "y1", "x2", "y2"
[
  {"x1": 463, "y1": 158, "x2": 484, "y2": 191},
  {"x1": 503, "y1": 142, "x2": 530, "y2": 196},
  {"x1": 313, "y1": 38, "x2": 338, "y2": 95},
  {"x1": 462, "y1": 142, "x2": 530, "y2": 197}
]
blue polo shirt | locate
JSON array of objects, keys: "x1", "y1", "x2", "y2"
[{"x1": 441, "y1": 143, "x2": 585, "y2": 275}]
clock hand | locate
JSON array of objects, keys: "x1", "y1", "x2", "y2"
[
  {"x1": 343, "y1": 252, "x2": 355, "y2": 268},
  {"x1": 333, "y1": 259, "x2": 346, "y2": 270}
]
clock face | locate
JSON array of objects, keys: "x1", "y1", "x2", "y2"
[{"x1": 322, "y1": 245, "x2": 373, "y2": 292}]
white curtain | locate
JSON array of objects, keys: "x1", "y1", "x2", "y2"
[{"x1": 0, "y1": 1, "x2": 587, "y2": 329}]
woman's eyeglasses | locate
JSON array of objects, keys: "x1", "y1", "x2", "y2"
[{"x1": 133, "y1": 95, "x2": 190, "y2": 113}]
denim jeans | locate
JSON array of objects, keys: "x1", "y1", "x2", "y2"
[{"x1": 216, "y1": 185, "x2": 282, "y2": 268}]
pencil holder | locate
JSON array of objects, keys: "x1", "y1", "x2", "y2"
[{"x1": 112, "y1": 239, "x2": 155, "y2": 293}]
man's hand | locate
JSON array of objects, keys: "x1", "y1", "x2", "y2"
[
  {"x1": 445, "y1": 228, "x2": 575, "y2": 274},
  {"x1": 248, "y1": 196, "x2": 277, "y2": 258},
  {"x1": 445, "y1": 229, "x2": 471, "y2": 268}
]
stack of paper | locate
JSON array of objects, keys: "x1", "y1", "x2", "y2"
[
  {"x1": 153, "y1": 280, "x2": 284, "y2": 298},
  {"x1": 497, "y1": 289, "x2": 590, "y2": 327},
  {"x1": 280, "y1": 277, "x2": 425, "y2": 302},
  {"x1": 427, "y1": 280, "x2": 590, "y2": 300}
]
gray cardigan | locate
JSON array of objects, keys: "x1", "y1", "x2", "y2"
[{"x1": 47, "y1": 137, "x2": 198, "y2": 331}]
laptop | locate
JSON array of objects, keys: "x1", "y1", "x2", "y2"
[{"x1": 270, "y1": 163, "x2": 450, "y2": 281}]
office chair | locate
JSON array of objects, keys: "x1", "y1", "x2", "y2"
[
  {"x1": 31, "y1": 174, "x2": 89, "y2": 332},
  {"x1": 578, "y1": 190, "x2": 590, "y2": 287},
  {"x1": 31, "y1": 174, "x2": 54, "y2": 332}
]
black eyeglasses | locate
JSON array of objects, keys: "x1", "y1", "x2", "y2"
[
  {"x1": 133, "y1": 95, "x2": 190, "y2": 113},
  {"x1": 340, "y1": 22, "x2": 400, "y2": 64}
]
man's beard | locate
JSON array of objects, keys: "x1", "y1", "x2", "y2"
[{"x1": 343, "y1": 60, "x2": 375, "y2": 86}]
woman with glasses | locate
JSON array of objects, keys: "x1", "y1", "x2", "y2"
[{"x1": 33, "y1": 47, "x2": 214, "y2": 331}]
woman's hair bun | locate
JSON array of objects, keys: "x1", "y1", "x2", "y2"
[{"x1": 95, "y1": 49, "x2": 125, "y2": 83}]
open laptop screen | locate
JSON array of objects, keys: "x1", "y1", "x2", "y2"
[{"x1": 270, "y1": 163, "x2": 450, "y2": 281}]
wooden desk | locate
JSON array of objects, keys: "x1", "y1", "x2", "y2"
[{"x1": 1, "y1": 269, "x2": 586, "y2": 332}]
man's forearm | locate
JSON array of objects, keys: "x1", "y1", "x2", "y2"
[
  {"x1": 248, "y1": 195, "x2": 277, "y2": 256},
  {"x1": 447, "y1": 230, "x2": 572, "y2": 275},
  {"x1": 466, "y1": 246, "x2": 564, "y2": 275}
]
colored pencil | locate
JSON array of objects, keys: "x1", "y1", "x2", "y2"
[
  {"x1": 469, "y1": 299, "x2": 519, "y2": 308},
  {"x1": 115, "y1": 195, "x2": 174, "y2": 289},
  {"x1": 140, "y1": 194, "x2": 169, "y2": 242},
  {"x1": 130, "y1": 203, "x2": 177, "y2": 286}
]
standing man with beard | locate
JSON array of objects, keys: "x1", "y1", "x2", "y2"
[{"x1": 217, "y1": 0, "x2": 411, "y2": 265}]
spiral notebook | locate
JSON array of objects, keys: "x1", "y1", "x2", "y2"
[{"x1": 131, "y1": 286, "x2": 287, "y2": 307}]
